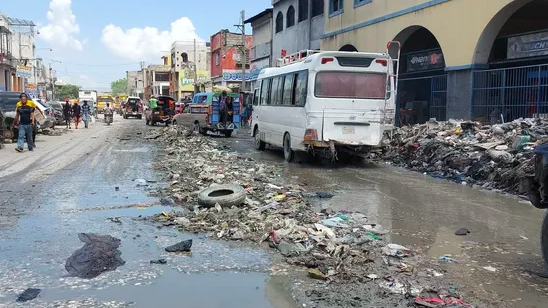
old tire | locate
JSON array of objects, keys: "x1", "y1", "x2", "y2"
[
  {"x1": 254, "y1": 127, "x2": 265, "y2": 151},
  {"x1": 197, "y1": 184, "x2": 246, "y2": 208},
  {"x1": 283, "y1": 133, "x2": 294, "y2": 162}
]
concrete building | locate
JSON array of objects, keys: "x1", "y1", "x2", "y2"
[
  {"x1": 126, "y1": 70, "x2": 145, "y2": 98},
  {"x1": 321, "y1": 0, "x2": 548, "y2": 124},
  {"x1": 10, "y1": 17, "x2": 37, "y2": 94},
  {"x1": 143, "y1": 65, "x2": 170, "y2": 99},
  {"x1": 210, "y1": 30, "x2": 253, "y2": 92},
  {"x1": 245, "y1": 8, "x2": 273, "y2": 90},
  {"x1": 0, "y1": 13, "x2": 15, "y2": 92},
  {"x1": 272, "y1": 0, "x2": 324, "y2": 59},
  {"x1": 170, "y1": 41, "x2": 211, "y2": 99}
]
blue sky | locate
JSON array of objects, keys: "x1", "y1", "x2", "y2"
[{"x1": 2, "y1": 0, "x2": 270, "y2": 90}]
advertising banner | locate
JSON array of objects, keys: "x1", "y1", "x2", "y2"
[
  {"x1": 508, "y1": 31, "x2": 548, "y2": 59},
  {"x1": 249, "y1": 58, "x2": 270, "y2": 81},
  {"x1": 16, "y1": 66, "x2": 33, "y2": 78},
  {"x1": 25, "y1": 84, "x2": 39, "y2": 97},
  {"x1": 406, "y1": 49, "x2": 445, "y2": 72},
  {"x1": 222, "y1": 69, "x2": 254, "y2": 82},
  {"x1": 178, "y1": 70, "x2": 210, "y2": 91}
]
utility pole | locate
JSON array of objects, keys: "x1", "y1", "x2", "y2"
[
  {"x1": 194, "y1": 38, "x2": 198, "y2": 94},
  {"x1": 240, "y1": 10, "x2": 246, "y2": 92},
  {"x1": 49, "y1": 63, "x2": 54, "y2": 101}
]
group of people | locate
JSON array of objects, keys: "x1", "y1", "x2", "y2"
[
  {"x1": 62, "y1": 98, "x2": 93, "y2": 129},
  {"x1": 218, "y1": 91, "x2": 252, "y2": 128}
]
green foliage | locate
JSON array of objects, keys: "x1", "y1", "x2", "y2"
[
  {"x1": 111, "y1": 78, "x2": 127, "y2": 95},
  {"x1": 55, "y1": 84, "x2": 80, "y2": 100}
]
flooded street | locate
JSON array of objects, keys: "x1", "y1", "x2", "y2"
[
  {"x1": 2, "y1": 119, "x2": 548, "y2": 307},
  {"x1": 226, "y1": 133, "x2": 548, "y2": 308},
  {"x1": 0, "y1": 119, "x2": 293, "y2": 308}
]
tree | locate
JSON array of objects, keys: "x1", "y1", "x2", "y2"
[
  {"x1": 111, "y1": 78, "x2": 127, "y2": 95},
  {"x1": 55, "y1": 84, "x2": 80, "y2": 100}
]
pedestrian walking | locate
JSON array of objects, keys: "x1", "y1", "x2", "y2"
[
  {"x1": 13, "y1": 93, "x2": 35, "y2": 152},
  {"x1": 63, "y1": 98, "x2": 72, "y2": 129},
  {"x1": 72, "y1": 101, "x2": 82, "y2": 129},
  {"x1": 15, "y1": 93, "x2": 43, "y2": 148},
  {"x1": 82, "y1": 100, "x2": 91, "y2": 128},
  {"x1": 219, "y1": 91, "x2": 229, "y2": 126}
]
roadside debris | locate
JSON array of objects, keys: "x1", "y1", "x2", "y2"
[
  {"x1": 165, "y1": 239, "x2": 192, "y2": 252},
  {"x1": 145, "y1": 127, "x2": 476, "y2": 307},
  {"x1": 150, "y1": 258, "x2": 167, "y2": 264},
  {"x1": 455, "y1": 228, "x2": 470, "y2": 236},
  {"x1": 41, "y1": 128, "x2": 69, "y2": 136},
  {"x1": 482, "y1": 266, "x2": 497, "y2": 272},
  {"x1": 16, "y1": 288, "x2": 41, "y2": 302},
  {"x1": 65, "y1": 233, "x2": 125, "y2": 279},
  {"x1": 382, "y1": 118, "x2": 545, "y2": 195}
]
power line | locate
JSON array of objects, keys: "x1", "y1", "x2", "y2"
[{"x1": 42, "y1": 58, "x2": 142, "y2": 67}]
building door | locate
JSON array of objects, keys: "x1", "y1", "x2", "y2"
[{"x1": 397, "y1": 75, "x2": 447, "y2": 125}]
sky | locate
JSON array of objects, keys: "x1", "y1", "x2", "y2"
[{"x1": 2, "y1": 0, "x2": 271, "y2": 90}]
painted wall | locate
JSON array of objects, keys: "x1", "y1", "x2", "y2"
[
  {"x1": 210, "y1": 31, "x2": 253, "y2": 79},
  {"x1": 250, "y1": 11, "x2": 273, "y2": 64},
  {"x1": 321, "y1": 0, "x2": 525, "y2": 68},
  {"x1": 272, "y1": 0, "x2": 324, "y2": 58}
]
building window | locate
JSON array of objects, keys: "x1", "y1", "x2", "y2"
[
  {"x1": 354, "y1": 0, "x2": 372, "y2": 8},
  {"x1": 275, "y1": 12, "x2": 283, "y2": 33},
  {"x1": 298, "y1": 0, "x2": 308, "y2": 22},
  {"x1": 311, "y1": 0, "x2": 324, "y2": 17},
  {"x1": 329, "y1": 0, "x2": 343, "y2": 16},
  {"x1": 286, "y1": 6, "x2": 295, "y2": 28},
  {"x1": 215, "y1": 52, "x2": 220, "y2": 66},
  {"x1": 182, "y1": 52, "x2": 188, "y2": 63}
]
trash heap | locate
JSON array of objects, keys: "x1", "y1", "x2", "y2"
[
  {"x1": 382, "y1": 118, "x2": 547, "y2": 194},
  {"x1": 147, "y1": 127, "x2": 473, "y2": 307}
]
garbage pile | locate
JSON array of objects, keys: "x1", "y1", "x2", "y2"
[
  {"x1": 147, "y1": 127, "x2": 473, "y2": 307},
  {"x1": 41, "y1": 127, "x2": 69, "y2": 136},
  {"x1": 382, "y1": 118, "x2": 548, "y2": 194}
]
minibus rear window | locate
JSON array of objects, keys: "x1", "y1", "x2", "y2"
[{"x1": 314, "y1": 71, "x2": 386, "y2": 99}]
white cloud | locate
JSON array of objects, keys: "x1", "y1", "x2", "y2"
[
  {"x1": 39, "y1": 0, "x2": 83, "y2": 51},
  {"x1": 101, "y1": 17, "x2": 202, "y2": 61}
]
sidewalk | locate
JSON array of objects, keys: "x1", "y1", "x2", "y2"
[{"x1": 0, "y1": 119, "x2": 115, "y2": 181}]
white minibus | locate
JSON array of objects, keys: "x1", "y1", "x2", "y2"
[{"x1": 251, "y1": 45, "x2": 400, "y2": 162}]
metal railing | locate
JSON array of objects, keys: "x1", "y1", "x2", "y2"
[
  {"x1": 430, "y1": 75, "x2": 447, "y2": 121},
  {"x1": 472, "y1": 64, "x2": 548, "y2": 124}
]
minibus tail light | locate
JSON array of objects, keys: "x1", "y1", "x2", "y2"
[
  {"x1": 304, "y1": 129, "x2": 318, "y2": 141},
  {"x1": 375, "y1": 59, "x2": 388, "y2": 66},
  {"x1": 321, "y1": 57, "x2": 334, "y2": 64}
]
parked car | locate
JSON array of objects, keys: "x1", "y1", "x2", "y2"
[
  {"x1": 33, "y1": 100, "x2": 56, "y2": 129},
  {"x1": 49, "y1": 101, "x2": 67, "y2": 125},
  {"x1": 0, "y1": 91, "x2": 38, "y2": 141},
  {"x1": 145, "y1": 96, "x2": 175, "y2": 126},
  {"x1": 172, "y1": 102, "x2": 208, "y2": 131},
  {"x1": 122, "y1": 97, "x2": 143, "y2": 119}
]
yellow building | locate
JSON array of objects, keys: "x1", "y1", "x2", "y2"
[
  {"x1": 322, "y1": 0, "x2": 548, "y2": 124},
  {"x1": 175, "y1": 69, "x2": 211, "y2": 99}
]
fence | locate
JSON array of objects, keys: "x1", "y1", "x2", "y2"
[
  {"x1": 472, "y1": 64, "x2": 548, "y2": 124},
  {"x1": 430, "y1": 75, "x2": 447, "y2": 121}
]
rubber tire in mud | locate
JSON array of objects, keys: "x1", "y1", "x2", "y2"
[
  {"x1": 542, "y1": 211, "x2": 548, "y2": 266},
  {"x1": 254, "y1": 128, "x2": 265, "y2": 151},
  {"x1": 197, "y1": 184, "x2": 246, "y2": 208},
  {"x1": 283, "y1": 133, "x2": 294, "y2": 162}
]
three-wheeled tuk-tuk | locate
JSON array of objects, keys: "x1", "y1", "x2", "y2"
[
  {"x1": 145, "y1": 96, "x2": 175, "y2": 126},
  {"x1": 200, "y1": 92, "x2": 240, "y2": 137}
]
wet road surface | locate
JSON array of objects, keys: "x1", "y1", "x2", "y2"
[
  {"x1": 0, "y1": 120, "x2": 295, "y2": 308},
  {"x1": 226, "y1": 132, "x2": 548, "y2": 308}
]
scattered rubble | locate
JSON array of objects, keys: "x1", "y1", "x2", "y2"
[
  {"x1": 165, "y1": 239, "x2": 192, "y2": 252},
  {"x1": 65, "y1": 233, "x2": 125, "y2": 279},
  {"x1": 150, "y1": 259, "x2": 167, "y2": 264},
  {"x1": 16, "y1": 288, "x2": 41, "y2": 302},
  {"x1": 455, "y1": 228, "x2": 470, "y2": 236},
  {"x1": 382, "y1": 118, "x2": 546, "y2": 195},
  {"x1": 41, "y1": 128, "x2": 69, "y2": 136},
  {"x1": 143, "y1": 127, "x2": 476, "y2": 307}
]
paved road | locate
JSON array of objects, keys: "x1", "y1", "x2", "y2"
[
  {"x1": 0, "y1": 118, "x2": 294, "y2": 308},
  {"x1": 225, "y1": 133, "x2": 548, "y2": 308}
]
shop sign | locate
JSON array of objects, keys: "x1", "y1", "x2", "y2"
[
  {"x1": 249, "y1": 58, "x2": 270, "y2": 81},
  {"x1": 508, "y1": 31, "x2": 548, "y2": 59},
  {"x1": 406, "y1": 49, "x2": 445, "y2": 72},
  {"x1": 16, "y1": 66, "x2": 32, "y2": 78},
  {"x1": 222, "y1": 69, "x2": 253, "y2": 82},
  {"x1": 178, "y1": 69, "x2": 210, "y2": 91},
  {"x1": 25, "y1": 84, "x2": 39, "y2": 97}
]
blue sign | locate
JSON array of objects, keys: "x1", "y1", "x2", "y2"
[{"x1": 222, "y1": 70, "x2": 253, "y2": 82}]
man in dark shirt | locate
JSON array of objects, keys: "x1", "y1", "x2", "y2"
[
  {"x1": 13, "y1": 93, "x2": 35, "y2": 152},
  {"x1": 72, "y1": 101, "x2": 82, "y2": 129}
]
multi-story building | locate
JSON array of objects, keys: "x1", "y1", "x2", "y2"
[
  {"x1": 210, "y1": 30, "x2": 253, "y2": 92},
  {"x1": 126, "y1": 70, "x2": 145, "y2": 98},
  {"x1": 321, "y1": 0, "x2": 548, "y2": 124},
  {"x1": 0, "y1": 13, "x2": 15, "y2": 92},
  {"x1": 144, "y1": 65, "x2": 170, "y2": 98},
  {"x1": 10, "y1": 17, "x2": 36, "y2": 94},
  {"x1": 272, "y1": 0, "x2": 324, "y2": 59},
  {"x1": 245, "y1": 8, "x2": 273, "y2": 90},
  {"x1": 170, "y1": 41, "x2": 211, "y2": 99}
]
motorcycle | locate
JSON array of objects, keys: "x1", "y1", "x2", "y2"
[{"x1": 104, "y1": 113, "x2": 113, "y2": 126}]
